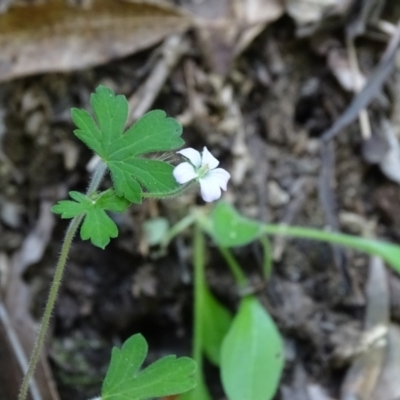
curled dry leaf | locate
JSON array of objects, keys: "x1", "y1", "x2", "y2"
[
  {"x1": 0, "y1": 0, "x2": 192, "y2": 82},
  {"x1": 379, "y1": 119, "x2": 400, "y2": 184},
  {"x1": 183, "y1": 0, "x2": 284, "y2": 75},
  {"x1": 340, "y1": 256, "x2": 389, "y2": 400},
  {"x1": 326, "y1": 45, "x2": 366, "y2": 92},
  {"x1": 286, "y1": 0, "x2": 353, "y2": 35},
  {"x1": 371, "y1": 324, "x2": 400, "y2": 400}
]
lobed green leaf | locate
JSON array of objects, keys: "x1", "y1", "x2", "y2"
[
  {"x1": 102, "y1": 334, "x2": 196, "y2": 400},
  {"x1": 51, "y1": 189, "x2": 130, "y2": 249},
  {"x1": 71, "y1": 86, "x2": 184, "y2": 203}
]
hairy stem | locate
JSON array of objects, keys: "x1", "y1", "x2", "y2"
[
  {"x1": 193, "y1": 224, "x2": 205, "y2": 389},
  {"x1": 142, "y1": 181, "x2": 194, "y2": 199},
  {"x1": 18, "y1": 161, "x2": 107, "y2": 400}
]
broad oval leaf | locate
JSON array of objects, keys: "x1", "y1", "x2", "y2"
[
  {"x1": 221, "y1": 296, "x2": 284, "y2": 400},
  {"x1": 210, "y1": 201, "x2": 263, "y2": 247},
  {"x1": 202, "y1": 288, "x2": 232, "y2": 366}
]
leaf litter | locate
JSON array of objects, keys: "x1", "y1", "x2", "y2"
[
  {"x1": 0, "y1": 0, "x2": 192, "y2": 82},
  {"x1": 2, "y1": 0, "x2": 400, "y2": 399}
]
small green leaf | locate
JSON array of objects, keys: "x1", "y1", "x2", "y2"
[
  {"x1": 143, "y1": 217, "x2": 170, "y2": 246},
  {"x1": 179, "y1": 379, "x2": 212, "y2": 400},
  {"x1": 102, "y1": 334, "x2": 196, "y2": 400},
  {"x1": 51, "y1": 189, "x2": 130, "y2": 249},
  {"x1": 71, "y1": 86, "x2": 184, "y2": 203},
  {"x1": 210, "y1": 202, "x2": 263, "y2": 247},
  {"x1": 221, "y1": 296, "x2": 284, "y2": 400},
  {"x1": 211, "y1": 203, "x2": 400, "y2": 277},
  {"x1": 202, "y1": 288, "x2": 232, "y2": 366}
]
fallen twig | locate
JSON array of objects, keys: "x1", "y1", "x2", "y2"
[{"x1": 322, "y1": 21, "x2": 400, "y2": 142}]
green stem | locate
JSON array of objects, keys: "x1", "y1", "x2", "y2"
[
  {"x1": 161, "y1": 213, "x2": 197, "y2": 248},
  {"x1": 142, "y1": 181, "x2": 194, "y2": 199},
  {"x1": 87, "y1": 161, "x2": 108, "y2": 194},
  {"x1": 259, "y1": 236, "x2": 273, "y2": 280},
  {"x1": 18, "y1": 161, "x2": 107, "y2": 400},
  {"x1": 193, "y1": 225, "x2": 204, "y2": 372},
  {"x1": 217, "y1": 245, "x2": 248, "y2": 287},
  {"x1": 262, "y1": 223, "x2": 400, "y2": 274},
  {"x1": 193, "y1": 224, "x2": 205, "y2": 388}
]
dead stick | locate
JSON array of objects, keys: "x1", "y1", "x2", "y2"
[{"x1": 322, "y1": 21, "x2": 400, "y2": 142}]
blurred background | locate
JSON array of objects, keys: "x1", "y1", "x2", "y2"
[{"x1": 1, "y1": 0, "x2": 400, "y2": 399}]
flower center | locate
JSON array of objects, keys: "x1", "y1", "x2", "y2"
[{"x1": 196, "y1": 164, "x2": 209, "y2": 179}]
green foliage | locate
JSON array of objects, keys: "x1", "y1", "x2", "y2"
[
  {"x1": 51, "y1": 189, "x2": 129, "y2": 249},
  {"x1": 71, "y1": 85, "x2": 184, "y2": 203},
  {"x1": 143, "y1": 217, "x2": 170, "y2": 246},
  {"x1": 179, "y1": 380, "x2": 212, "y2": 400},
  {"x1": 202, "y1": 288, "x2": 233, "y2": 366},
  {"x1": 210, "y1": 201, "x2": 263, "y2": 247},
  {"x1": 102, "y1": 334, "x2": 196, "y2": 400},
  {"x1": 221, "y1": 296, "x2": 284, "y2": 400},
  {"x1": 211, "y1": 201, "x2": 400, "y2": 275}
]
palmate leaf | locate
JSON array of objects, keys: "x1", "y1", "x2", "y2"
[
  {"x1": 51, "y1": 189, "x2": 130, "y2": 249},
  {"x1": 102, "y1": 334, "x2": 196, "y2": 400},
  {"x1": 71, "y1": 86, "x2": 184, "y2": 203}
]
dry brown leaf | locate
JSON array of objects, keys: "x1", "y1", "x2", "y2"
[
  {"x1": 0, "y1": 0, "x2": 192, "y2": 82},
  {"x1": 183, "y1": 0, "x2": 284, "y2": 75},
  {"x1": 371, "y1": 324, "x2": 400, "y2": 400},
  {"x1": 340, "y1": 256, "x2": 389, "y2": 400},
  {"x1": 234, "y1": 0, "x2": 284, "y2": 55},
  {"x1": 5, "y1": 201, "x2": 59, "y2": 400},
  {"x1": 379, "y1": 119, "x2": 400, "y2": 184},
  {"x1": 326, "y1": 46, "x2": 366, "y2": 92},
  {"x1": 0, "y1": 301, "x2": 36, "y2": 400},
  {"x1": 286, "y1": 0, "x2": 353, "y2": 35}
]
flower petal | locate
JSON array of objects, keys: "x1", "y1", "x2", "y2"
[
  {"x1": 177, "y1": 148, "x2": 202, "y2": 168},
  {"x1": 199, "y1": 176, "x2": 222, "y2": 202},
  {"x1": 173, "y1": 162, "x2": 198, "y2": 184},
  {"x1": 201, "y1": 147, "x2": 219, "y2": 170},
  {"x1": 205, "y1": 168, "x2": 231, "y2": 190}
]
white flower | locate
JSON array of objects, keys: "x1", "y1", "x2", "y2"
[{"x1": 173, "y1": 147, "x2": 231, "y2": 202}]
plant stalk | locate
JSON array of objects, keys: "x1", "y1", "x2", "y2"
[
  {"x1": 217, "y1": 245, "x2": 247, "y2": 286},
  {"x1": 193, "y1": 223, "x2": 205, "y2": 381},
  {"x1": 18, "y1": 161, "x2": 107, "y2": 400}
]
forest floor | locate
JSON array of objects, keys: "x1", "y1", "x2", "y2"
[{"x1": 1, "y1": 1, "x2": 400, "y2": 399}]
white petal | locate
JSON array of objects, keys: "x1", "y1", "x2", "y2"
[
  {"x1": 173, "y1": 162, "x2": 198, "y2": 184},
  {"x1": 201, "y1": 147, "x2": 219, "y2": 170},
  {"x1": 199, "y1": 176, "x2": 222, "y2": 202},
  {"x1": 205, "y1": 168, "x2": 231, "y2": 190},
  {"x1": 177, "y1": 148, "x2": 202, "y2": 168}
]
